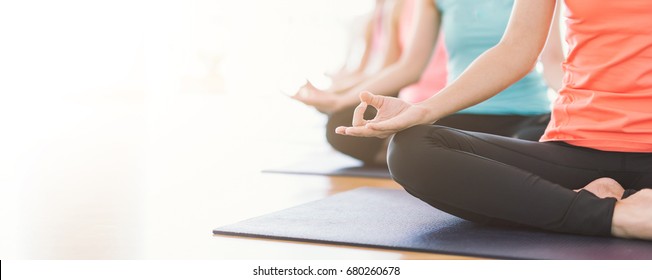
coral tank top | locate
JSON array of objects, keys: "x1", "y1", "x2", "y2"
[{"x1": 541, "y1": 0, "x2": 652, "y2": 152}]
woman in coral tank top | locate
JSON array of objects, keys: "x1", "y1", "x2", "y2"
[{"x1": 337, "y1": 0, "x2": 652, "y2": 240}]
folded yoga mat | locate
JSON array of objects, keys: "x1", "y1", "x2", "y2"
[
  {"x1": 214, "y1": 187, "x2": 652, "y2": 260},
  {"x1": 262, "y1": 153, "x2": 391, "y2": 179}
]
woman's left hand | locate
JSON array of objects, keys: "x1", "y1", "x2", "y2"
[{"x1": 335, "y1": 91, "x2": 431, "y2": 138}]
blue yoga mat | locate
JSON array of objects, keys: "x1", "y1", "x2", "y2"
[
  {"x1": 262, "y1": 153, "x2": 390, "y2": 179},
  {"x1": 214, "y1": 187, "x2": 652, "y2": 259}
]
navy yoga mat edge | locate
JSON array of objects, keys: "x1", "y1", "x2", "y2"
[{"x1": 213, "y1": 187, "x2": 652, "y2": 260}]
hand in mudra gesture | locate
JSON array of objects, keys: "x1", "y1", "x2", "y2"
[
  {"x1": 292, "y1": 81, "x2": 343, "y2": 114},
  {"x1": 335, "y1": 91, "x2": 431, "y2": 138}
]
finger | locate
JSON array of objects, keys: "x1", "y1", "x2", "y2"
[
  {"x1": 291, "y1": 93, "x2": 304, "y2": 102},
  {"x1": 360, "y1": 91, "x2": 384, "y2": 109},
  {"x1": 292, "y1": 92, "x2": 309, "y2": 104},
  {"x1": 290, "y1": 90, "x2": 303, "y2": 100},
  {"x1": 351, "y1": 102, "x2": 368, "y2": 127},
  {"x1": 305, "y1": 80, "x2": 316, "y2": 90},
  {"x1": 293, "y1": 85, "x2": 307, "y2": 98},
  {"x1": 340, "y1": 126, "x2": 391, "y2": 138},
  {"x1": 365, "y1": 116, "x2": 405, "y2": 131},
  {"x1": 336, "y1": 125, "x2": 364, "y2": 136},
  {"x1": 295, "y1": 87, "x2": 320, "y2": 104},
  {"x1": 343, "y1": 126, "x2": 374, "y2": 137}
]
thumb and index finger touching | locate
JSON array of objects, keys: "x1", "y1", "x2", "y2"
[
  {"x1": 359, "y1": 91, "x2": 384, "y2": 109},
  {"x1": 352, "y1": 91, "x2": 386, "y2": 127},
  {"x1": 336, "y1": 91, "x2": 402, "y2": 136},
  {"x1": 350, "y1": 91, "x2": 381, "y2": 127},
  {"x1": 357, "y1": 91, "x2": 399, "y2": 131},
  {"x1": 335, "y1": 91, "x2": 380, "y2": 135}
]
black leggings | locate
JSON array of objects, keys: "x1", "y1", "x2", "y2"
[
  {"x1": 388, "y1": 125, "x2": 652, "y2": 236},
  {"x1": 326, "y1": 104, "x2": 551, "y2": 165}
]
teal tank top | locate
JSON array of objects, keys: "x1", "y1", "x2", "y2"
[{"x1": 436, "y1": 0, "x2": 550, "y2": 115}]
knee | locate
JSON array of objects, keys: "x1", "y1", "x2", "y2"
[
  {"x1": 388, "y1": 124, "x2": 453, "y2": 159},
  {"x1": 389, "y1": 125, "x2": 432, "y2": 149},
  {"x1": 388, "y1": 125, "x2": 461, "y2": 184},
  {"x1": 387, "y1": 125, "x2": 435, "y2": 182}
]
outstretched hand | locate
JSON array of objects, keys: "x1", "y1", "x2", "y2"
[
  {"x1": 335, "y1": 91, "x2": 430, "y2": 138},
  {"x1": 291, "y1": 81, "x2": 343, "y2": 114}
]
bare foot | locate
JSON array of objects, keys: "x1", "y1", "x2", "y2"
[
  {"x1": 611, "y1": 189, "x2": 652, "y2": 240},
  {"x1": 575, "y1": 177, "x2": 625, "y2": 200}
]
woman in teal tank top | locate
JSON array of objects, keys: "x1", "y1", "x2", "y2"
[
  {"x1": 390, "y1": 0, "x2": 561, "y2": 147},
  {"x1": 438, "y1": 0, "x2": 552, "y2": 115}
]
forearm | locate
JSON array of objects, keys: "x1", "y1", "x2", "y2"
[
  {"x1": 354, "y1": 15, "x2": 375, "y2": 75},
  {"x1": 337, "y1": 61, "x2": 424, "y2": 107},
  {"x1": 334, "y1": 0, "x2": 439, "y2": 109},
  {"x1": 329, "y1": 73, "x2": 368, "y2": 93},
  {"x1": 354, "y1": 45, "x2": 373, "y2": 75}
]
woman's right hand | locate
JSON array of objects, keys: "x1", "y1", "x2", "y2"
[
  {"x1": 335, "y1": 91, "x2": 432, "y2": 138},
  {"x1": 292, "y1": 81, "x2": 344, "y2": 114}
]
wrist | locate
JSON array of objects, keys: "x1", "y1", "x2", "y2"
[
  {"x1": 413, "y1": 103, "x2": 438, "y2": 125},
  {"x1": 611, "y1": 201, "x2": 627, "y2": 237},
  {"x1": 611, "y1": 200, "x2": 632, "y2": 238}
]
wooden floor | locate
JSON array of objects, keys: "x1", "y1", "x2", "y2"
[{"x1": 0, "y1": 92, "x2": 479, "y2": 259}]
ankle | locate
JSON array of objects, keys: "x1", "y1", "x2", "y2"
[
  {"x1": 611, "y1": 200, "x2": 632, "y2": 238},
  {"x1": 611, "y1": 189, "x2": 652, "y2": 240}
]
